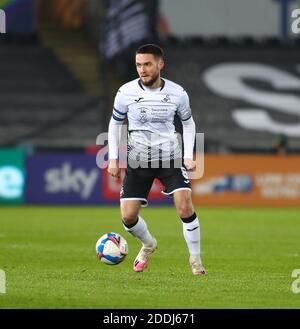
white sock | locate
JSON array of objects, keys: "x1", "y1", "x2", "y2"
[
  {"x1": 182, "y1": 217, "x2": 201, "y2": 259},
  {"x1": 123, "y1": 216, "x2": 154, "y2": 247}
]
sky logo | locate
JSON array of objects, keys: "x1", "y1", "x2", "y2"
[
  {"x1": 0, "y1": 9, "x2": 6, "y2": 34},
  {"x1": 45, "y1": 163, "x2": 99, "y2": 199},
  {"x1": 0, "y1": 166, "x2": 24, "y2": 199}
]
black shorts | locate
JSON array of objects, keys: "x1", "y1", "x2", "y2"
[{"x1": 120, "y1": 163, "x2": 192, "y2": 207}]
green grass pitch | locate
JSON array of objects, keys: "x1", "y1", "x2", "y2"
[{"x1": 0, "y1": 206, "x2": 300, "y2": 309}]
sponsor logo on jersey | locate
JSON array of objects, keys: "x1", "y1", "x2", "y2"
[{"x1": 138, "y1": 107, "x2": 148, "y2": 123}]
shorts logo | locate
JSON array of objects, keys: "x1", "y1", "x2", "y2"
[
  {"x1": 120, "y1": 185, "x2": 124, "y2": 198},
  {"x1": 181, "y1": 167, "x2": 190, "y2": 183}
]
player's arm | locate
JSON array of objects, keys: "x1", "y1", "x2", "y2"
[
  {"x1": 182, "y1": 117, "x2": 196, "y2": 170},
  {"x1": 108, "y1": 119, "x2": 122, "y2": 178},
  {"x1": 178, "y1": 90, "x2": 196, "y2": 171},
  {"x1": 108, "y1": 90, "x2": 127, "y2": 178}
]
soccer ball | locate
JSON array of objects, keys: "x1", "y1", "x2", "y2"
[{"x1": 96, "y1": 232, "x2": 128, "y2": 265}]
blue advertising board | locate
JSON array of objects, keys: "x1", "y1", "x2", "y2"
[
  {"x1": 25, "y1": 153, "x2": 102, "y2": 205},
  {"x1": 25, "y1": 152, "x2": 172, "y2": 206}
]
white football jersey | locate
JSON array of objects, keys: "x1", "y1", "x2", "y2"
[{"x1": 111, "y1": 77, "x2": 192, "y2": 162}]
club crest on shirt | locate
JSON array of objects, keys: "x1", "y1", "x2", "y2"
[
  {"x1": 139, "y1": 107, "x2": 148, "y2": 123},
  {"x1": 162, "y1": 94, "x2": 170, "y2": 102}
]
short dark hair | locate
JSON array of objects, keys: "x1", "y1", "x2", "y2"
[{"x1": 136, "y1": 44, "x2": 164, "y2": 59}]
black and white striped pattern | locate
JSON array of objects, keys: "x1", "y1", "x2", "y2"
[{"x1": 101, "y1": 0, "x2": 152, "y2": 60}]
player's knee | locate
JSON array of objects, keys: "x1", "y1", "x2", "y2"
[
  {"x1": 176, "y1": 203, "x2": 194, "y2": 219},
  {"x1": 175, "y1": 194, "x2": 194, "y2": 218},
  {"x1": 121, "y1": 206, "x2": 139, "y2": 225}
]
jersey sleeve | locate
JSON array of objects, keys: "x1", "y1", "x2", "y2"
[
  {"x1": 111, "y1": 88, "x2": 128, "y2": 122},
  {"x1": 177, "y1": 90, "x2": 192, "y2": 121}
]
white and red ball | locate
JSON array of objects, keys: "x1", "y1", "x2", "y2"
[{"x1": 96, "y1": 232, "x2": 128, "y2": 265}]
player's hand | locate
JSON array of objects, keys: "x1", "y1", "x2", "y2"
[
  {"x1": 108, "y1": 159, "x2": 121, "y2": 178},
  {"x1": 184, "y1": 158, "x2": 196, "y2": 171}
]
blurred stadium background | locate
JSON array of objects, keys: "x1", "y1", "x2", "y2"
[
  {"x1": 1, "y1": 0, "x2": 300, "y2": 206},
  {"x1": 1, "y1": 0, "x2": 300, "y2": 309}
]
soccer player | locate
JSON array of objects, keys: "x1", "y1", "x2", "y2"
[{"x1": 107, "y1": 44, "x2": 206, "y2": 275}]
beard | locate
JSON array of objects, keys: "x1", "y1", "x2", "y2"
[{"x1": 141, "y1": 73, "x2": 160, "y2": 87}]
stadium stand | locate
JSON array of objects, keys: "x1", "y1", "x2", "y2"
[
  {"x1": 1, "y1": 0, "x2": 299, "y2": 153},
  {"x1": 1, "y1": 38, "x2": 299, "y2": 152},
  {"x1": 0, "y1": 41, "x2": 105, "y2": 149},
  {"x1": 164, "y1": 41, "x2": 300, "y2": 153}
]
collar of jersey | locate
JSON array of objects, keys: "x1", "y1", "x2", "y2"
[{"x1": 138, "y1": 78, "x2": 165, "y2": 91}]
